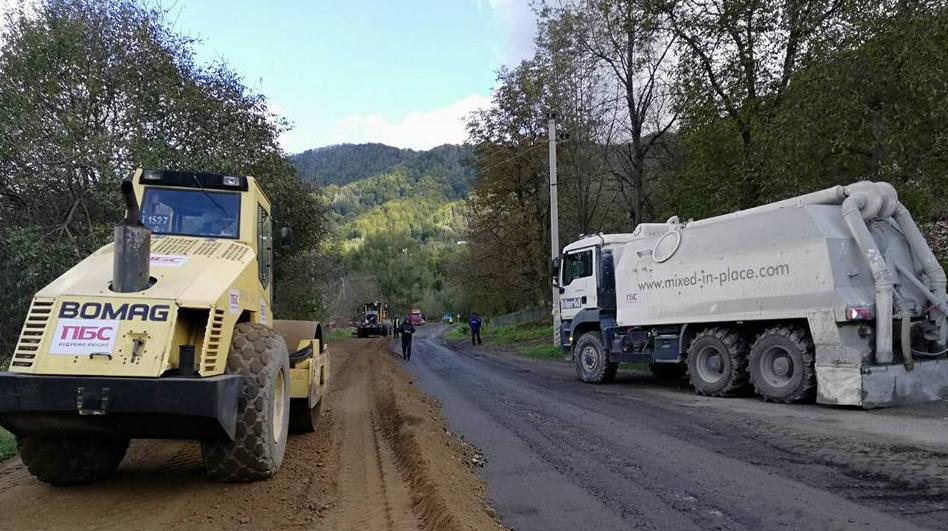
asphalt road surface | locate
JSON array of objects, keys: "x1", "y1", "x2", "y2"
[{"x1": 402, "y1": 325, "x2": 948, "y2": 531}]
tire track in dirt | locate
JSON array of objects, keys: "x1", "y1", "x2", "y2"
[
  {"x1": 329, "y1": 344, "x2": 418, "y2": 529},
  {"x1": 0, "y1": 336, "x2": 501, "y2": 531},
  {"x1": 324, "y1": 337, "x2": 503, "y2": 531}
]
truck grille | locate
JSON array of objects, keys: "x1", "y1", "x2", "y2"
[
  {"x1": 202, "y1": 309, "x2": 226, "y2": 373},
  {"x1": 11, "y1": 298, "x2": 54, "y2": 368}
]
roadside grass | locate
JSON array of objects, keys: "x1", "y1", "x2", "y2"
[
  {"x1": 328, "y1": 327, "x2": 355, "y2": 342},
  {"x1": 478, "y1": 321, "x2": 567, "y2": 360},
  {"x1": 516, "y1": 343, "x2": 564, "y2": 360},
  {"x1": 445, "y1": 325, "x2": 468, "y2": 340},
  {"x1": 0, "y1": 427, "x2": 15, "y2": 462},
  {"x1": 484, "y1": 321, "x2": 553, "y2": 344},
  {"x1": 447, "y1": 321, "x2": 554, "y2": 344}
]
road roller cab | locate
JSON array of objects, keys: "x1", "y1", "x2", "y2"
[{"x1": 0, "y1": 169, "x2": 330, "y2": 485}]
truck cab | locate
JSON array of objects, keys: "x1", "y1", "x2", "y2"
[
  {"x1": 556, "y1": 226, "x2": 698, "y2": 385},
  {"x1": 557, "y1": 234, "x2": 636, "y2": 350}
]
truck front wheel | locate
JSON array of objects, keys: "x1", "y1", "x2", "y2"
[
  {"x1": 574, "y1": 332, "x2": 617, "y2": 384},
  {"x1": 749, "y1": 325, "x2": 816, "y2": 403},
  {"x1": 202, "y1": 322, "x2": 291, "y2": 482},
  {"x1": 687, "y1": 327, "x2": 750, "y2": 396},
  {"x1": 18, "y1": 435, "x2": 129, "y2": 486}
]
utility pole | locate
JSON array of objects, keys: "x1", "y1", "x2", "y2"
[{"x1": 548, "y1": 112, "x2": 560, "y2": 345}]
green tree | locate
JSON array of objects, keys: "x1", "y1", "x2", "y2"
[
  {"x1": 762, "y1": 5, "x2": 948, "y2": 218},
  {"x1": 0, "y1": 0, "x2": 328, "y2": 357},
  {"x1": 539, "y1": 0, "x2": 678, "y2": 228},
  {"x1": 666, "y1": 0, "x2": 849, "y2": 207},
  {"x1": 351, "y1": 231, "x2": 428, "y2": 313},
  {"x1": 465, "y1": 62, "x2": 553, "y2": 313}
]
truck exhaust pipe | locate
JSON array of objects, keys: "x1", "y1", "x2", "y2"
[{"x1": 112, "y1": 180, "x2": 151, "y2": 293}]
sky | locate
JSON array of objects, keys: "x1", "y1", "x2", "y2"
[{"x1": 166, "y1": 0, "x2": 537, "y2": 153}]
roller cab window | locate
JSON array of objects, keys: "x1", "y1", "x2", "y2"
[{"x1": 140, "y1": 188, "x2": 240, "y2": 238}]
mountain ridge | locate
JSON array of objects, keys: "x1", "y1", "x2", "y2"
[
  {"x1": 290, "y1": 142, "x2": 473, "y2": 247},
  {"x1": 290, "y1": 142, "x2": 473, "y2": 191}
]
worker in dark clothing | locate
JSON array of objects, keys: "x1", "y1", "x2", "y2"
[
  {"x1": 392, "y1": 317, "x2": 400, "y2": 339},
  {"x1": 401, "y1": 318, "x2": 415, "y2": 360},
  {"x1": 469, "y1": 313, "x2": 482, "y2": 346}
]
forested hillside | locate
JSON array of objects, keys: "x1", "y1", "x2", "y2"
[
  {"x1": 292, "y1": 143, "x2": 475, "y2": 321},
  {"x1": 291, "y1": 143, "x2": 415, "y2": 187}
]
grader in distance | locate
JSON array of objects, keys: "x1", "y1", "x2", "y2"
[{"x1": 0, "y1": 169, "x2": 330, "y2": 485}]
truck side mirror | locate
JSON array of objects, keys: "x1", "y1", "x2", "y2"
[
  {"x1": 279, "y1": 226, "x2": 293, "y2": 248},
  {"x1": 551, "y1": 256, "x2": 562, "y2": 287}
]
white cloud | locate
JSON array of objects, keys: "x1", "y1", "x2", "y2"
[
  {"x1": 284, "y1": 93, "x2": 492, "y2": 152},
  {"x1": 474, "y1": 0, "x2": 537, "y2": 66}
]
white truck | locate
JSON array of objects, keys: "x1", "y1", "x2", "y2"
[{"x1": 555, "y1": 181, "x2": 948, "y2": 407}]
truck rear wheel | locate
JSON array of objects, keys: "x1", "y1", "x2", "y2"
[
  {"x1": 17, "y1": 435, "x2": 129, "y2": 486},
  {"x1": 687, "y1": 327, "x2": 750, "y2": 396},
  {"x1": 202, "y1": 322, "x2": 290, "y2": 482},
  {"x1": 749, "y1": 325, "x2": 816, "y2": 403},
  {"x1": 574, "y1": 332, "x2": 617, "y2": 384}
]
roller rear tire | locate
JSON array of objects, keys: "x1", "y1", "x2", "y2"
[{"x1": 202, "y1": 322, "x2": 290, "y2": 482}]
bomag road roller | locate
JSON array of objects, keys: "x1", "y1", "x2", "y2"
[{"x1": 0, "y1": 169, "x2": 330, "y2": 485}]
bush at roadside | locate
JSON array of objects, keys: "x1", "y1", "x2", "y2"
[{"x1": 0, "y1": 428, "x2": 15, "y2": 462}]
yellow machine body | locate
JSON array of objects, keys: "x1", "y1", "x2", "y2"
[{"x1": 0, "y1": 169, "x2": 328, "y2": 441}]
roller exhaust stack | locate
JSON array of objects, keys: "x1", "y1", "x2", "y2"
[{"x1": 112, "y1": 180, "x2": 151, "y2": 293}]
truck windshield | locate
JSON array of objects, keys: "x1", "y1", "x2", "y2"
[
  {"x1": 140, "y1": 188, "x2": 240, "y2": 238},
  {"x1": 562, "y1": 250, "x2": 593, "y2": 285}
]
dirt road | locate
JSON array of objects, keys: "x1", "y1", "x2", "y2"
[
  {"x1": 405, "y1": 325, "x2": 948, "y2": 531},
  {"x1": 0, "y1": 338, "x2": 501, "y2": 531}
]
